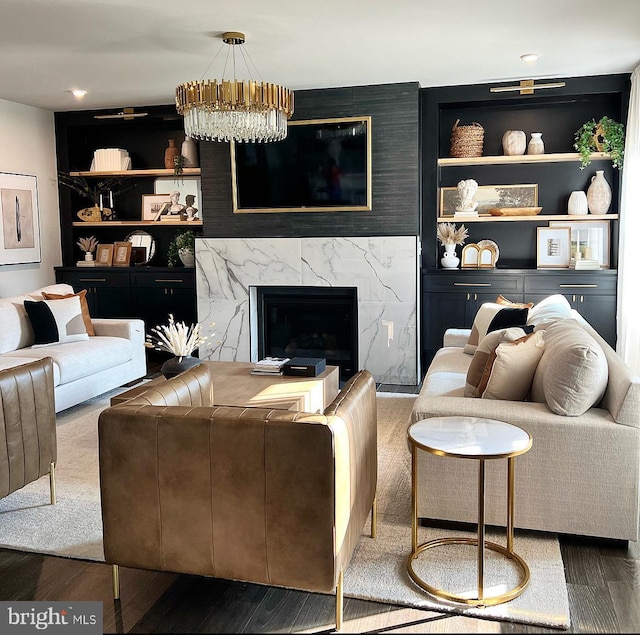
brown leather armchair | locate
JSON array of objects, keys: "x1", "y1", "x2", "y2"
[
  {"x1": 0, "y1": 358, "x2": 57, "y2": 504},
  {"x1": 98, "y1": 364, "x2": 377, "y2": 631}
]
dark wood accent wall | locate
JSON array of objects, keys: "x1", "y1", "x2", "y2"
[{"x1": 199, "y1": 82, "x2": 420, "y2": 238}]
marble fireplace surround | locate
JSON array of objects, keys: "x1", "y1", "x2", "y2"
[{"x1": 196, "y1": 236, "x2": 419, "y2": 385}]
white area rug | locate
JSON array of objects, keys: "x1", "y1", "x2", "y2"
[{"x1": 0, "y1": 389, "x2": 569, "y2": 629}]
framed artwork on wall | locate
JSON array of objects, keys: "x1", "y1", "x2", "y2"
[
  {"x1": 0, "y1": 172, "x2": 41, "y2": 265},
  {"x1": 537, "y1": 227, "x2": 571, "y2": 268}
]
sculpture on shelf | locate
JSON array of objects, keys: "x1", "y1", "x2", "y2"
[{"x1": 455, "y1": 179, "x2": 479, "y2": 213}]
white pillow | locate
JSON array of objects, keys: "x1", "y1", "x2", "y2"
[
  {"x1": 23, "y1": 296, "x2": 89, "y2": 347},
  {"x1": 526, "y1": 294, "x2": 573, "y2": 329}
]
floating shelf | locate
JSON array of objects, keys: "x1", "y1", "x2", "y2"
[
  {"x1": 72, "y1": 220, "x2": 203, "y2": 227},
  {"x1": 437, "y1": 152, "x2": 611, "y2": 167},
  {"x1": 69, "y1": 168, "x2": 201, "y2": 177},
  {"x1": 436, "y1": 214, "x2": 618, "y2": 223}
]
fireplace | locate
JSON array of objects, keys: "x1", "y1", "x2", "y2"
[{"x1": 256, "y1": 286, "x2": 358, "y2": 381}]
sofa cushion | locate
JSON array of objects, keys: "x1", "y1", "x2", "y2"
[
  {"x1": 24, "y1": 297, "x2": 89, "y2": 347},
  {"x1": 463, "y1": 303, "x2": 530, "y2": 355},
  {"x1": 527, "y1": 294, "x2": 573, "y2": 329},
  {"x1": 531, "y1": 319, "x2": 608, "y2": 416},
  {"x1": 464, "y1": 327, "x2": 531, "y2": 397},
  {"x1": 479, "y1": 331, "x2": 545, "y2": 401},
  {"x1": 42, "y1": 289, "x2": 95, "y2": 336}
]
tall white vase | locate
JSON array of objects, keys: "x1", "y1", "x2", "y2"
[
  {"x1": 587, "y1": 170, "x2": 612, "y2": 214},
  {"x1": 567, "y1": 191, "x2": 588, "y2": 215}
]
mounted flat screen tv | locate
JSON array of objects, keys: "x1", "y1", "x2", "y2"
[{"x1": 231, "y1": 116, "x2": 372, "y2": 213}]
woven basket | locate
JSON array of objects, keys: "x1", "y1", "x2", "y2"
[{"x1": 449, "y1": 119, "x2": 484, "y2": 158}]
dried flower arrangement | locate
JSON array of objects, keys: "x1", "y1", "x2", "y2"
[
  {"x1": 145, "y1": 314, "x2": 211, "y2": 358},
  {"x1": 436, "y1": 223, "x2": 469, "y2": 246},
  {"x1": 76, "y1": 236, "x2": 98, "y2": 252}
]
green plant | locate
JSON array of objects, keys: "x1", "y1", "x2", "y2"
[
  {"x1": 167, "y1": 229, "x2": 196, "y2": 266},
  {"x1": 574, "y1": 116, "x2": 625, "y2": 170}
]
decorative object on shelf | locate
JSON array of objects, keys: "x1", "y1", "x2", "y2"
[
  {"x1": 125, "y1": 230, "x2": 156, "y2": 266},
  {"x1": 586, "y1": 170, "x2": 612, "y2": 214},
  {"x1": 96, "y1": 243, "x2": 114, "y2": 266},
  {"x1": 145, "y1": 314, "x2": 210, "y2": 379},
  {"x1": 527, "y1": 132, "x2": 545, "y2": 155},
  {"x1": 454, "y1": 179, "x2": 479, "y2": 215},
  {"x1": 440, "y1": 183, "x2": 538, "y2": 217},
  {"x1": 436, "y1": 222, "x2": 468, "y2": 269},
  {"x1": 141, "y1": 193, "x2": 171, "y2": 221},
  {"x1": 477, "y1": 239, "x2": 500, "y2": 264},
  {"x1": 184, "y1": 194, "x2": 199, "y2": 221},
  {"x1": 502, "y1": 130, "x2": 526, "y2": 156},
  {"x1": 175, "y1": 31, "x2": 294, "y2": 143},
  {"x1": 549, "y1": 220, "x2": 610, "y2": 268},
  {"x1": 164, "y1": 139, "x2": 180, "y2": 170},
  {"x1": 76, "y1": 207, "x2": 102, "y2": 222},
  {"x1": 57, "y1": 171, "x2": 136, "y2": 217},
  {"x1": 461, "y1": 242, "x2": 498, "y2": 269},
  {"x1": 181, "y1": 136, "x2": 199, "y2": 168},
  {"x1": 449, "y1": 119, "x2": 484, "y2": 158},
  {"x1": 488, "y1": 206, "x2": 542, "y2": 216},
  {"x1": 573, "y1": 116, "x2": 625, "y2": 169},
  {"x1": 76, "y1": 235, "x2": 98, "y2": 261},
  {"x1": 536, "y1": 227, "x2": 571, "y2": 268},
  {"x1": 567, "y1": 190, "x2": 589, "y2": 215},
  {"x1": 167, "y1": 229, "x2": 197, "y2": 267},
  {"x1": 90, "y1": 148, "x2": 131, "y2": 171},
  {"x1": 112, "y1": 241, "x2": 132, "y2": 267}
]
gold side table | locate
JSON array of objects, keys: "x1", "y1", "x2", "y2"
[{"x1": 407, "y1": 416, "x2": 532, "y2": 606}]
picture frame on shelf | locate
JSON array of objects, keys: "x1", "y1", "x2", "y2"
[
  {"x1": 537, "y1": 227, "x2": 571, "y2": 268},
  {"x1": 0, "y1": 172, "x2": 41, "y2": 265},
  {"x1": 154, "y1": 176, "x2": 201, "y2": 213},
  {"x1": 113, "y1": 241, "x2": 132, "y2": 267},
  {"x1": 439, "y1": 183, "x2": 538, "y2": 218},
  {"x1": 96, "y1": 243, "x2": 114, "y2": 266},
  {"x1": 549, "y1": 220, "x2": 610, "y2": 268},
  {"x1": 142, "y1": 194, "x2": 171, "y2": 221}
]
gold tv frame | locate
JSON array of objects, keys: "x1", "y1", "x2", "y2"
[{"x1": 231, "y1": 116, "x2": 372, "y2": 214}]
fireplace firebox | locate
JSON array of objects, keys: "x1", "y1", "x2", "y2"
[{"x1": 256, "y1": 286, "x2": 358, "y2": 381}]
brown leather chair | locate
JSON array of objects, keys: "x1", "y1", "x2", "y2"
[
  {"x1": 99, "y1": 365, "x2": 377, "y2": 631},
  {"x1": 0, "y1": 358, "x2": 57, "y2": 504}
]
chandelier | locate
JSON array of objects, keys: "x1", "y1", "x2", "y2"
[{"x1": 175, "y1": 31, "x2": 294, "y2": 143}]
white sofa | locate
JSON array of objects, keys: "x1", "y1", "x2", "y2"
[
  {"x1": 0, "y1": 284, "x2": 146, "y2": 412},
  {"x1": 411, "y1": 307, "x2": 640, "y2": 542}
]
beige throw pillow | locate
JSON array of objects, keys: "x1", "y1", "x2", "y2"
[{"x1": 526, "y1": 294, "x2": 573, "y2": 330}]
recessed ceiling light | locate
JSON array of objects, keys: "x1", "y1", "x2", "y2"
[
  {"x1": 68, "y1": 89, "x2": 88, "y2": 98},
  {"x1": 520, "y1": 53, "x2": 540, "y2": 63}
]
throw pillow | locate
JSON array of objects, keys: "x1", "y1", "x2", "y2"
[
  {"x1": 495, "y1": 295, "x2": 534, "y2": 310},
  {"x1": 526, "y1": 294, "x2": 573, "y2": 330},
  {"x1": 42, "y1": 289, "x2": 95, "y2": 336},
  {"x1": 463, "y1": 303, "x2": 530, "y2": 355},
  {"x1": 24, "y1": 296, "x2": 89, "y2": 347},
  {"x1": 479, "y1": 331, "x2": 545, "y2": 401},
  {"x1": 530, "y1": 319, "x2": 608, "y2": 416},
  {"x1": 464, "y1": 326, "x2": 530, "y2": 397}
]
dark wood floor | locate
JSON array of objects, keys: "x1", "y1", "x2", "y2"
[{"x1": 2, "y1": 379, "x2": 638, "y2": 633}]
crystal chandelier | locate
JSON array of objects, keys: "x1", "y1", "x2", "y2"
[{"x1": 175, "y1": 31, "x2": 294, "y2": 143}]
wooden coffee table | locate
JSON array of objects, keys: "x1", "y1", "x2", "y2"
[{"x1": 111, "y1": 360, "x2": 340, "y2": 413}]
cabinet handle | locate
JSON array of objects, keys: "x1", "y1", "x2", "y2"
[
  {"x1": 453, "y1": 282, "x2": 491, "y2": 287},
  {"x1": 155, "y1": 279, "x2": 184, "y2": 283},
  {"x1": 559, "y1": 284, "x2": 598, "y2": 288},
  {"x1": 79, "y1": 278, "x2": 107, "y2": 282}
]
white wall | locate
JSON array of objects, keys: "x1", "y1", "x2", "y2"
[{"x1": 0, "y1": 99, "x2": 61, "y2": 296}]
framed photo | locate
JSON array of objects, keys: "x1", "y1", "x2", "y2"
[
  {"x1": 96, "y1": 243, "x2": 114, "y2": 266},
  {"x1": 142, "y1": 194, "x2": 171, "y2": 221},
  {"x1": 154, "y1": 176, "x2": 201, "y2": 212},
  {"x1": 113, "y1": 241, "x2": 132, "y2": 267},
  {"x1": 439, "y1": 183, "x2": 538, "y2": 218},
  {"x1": 549, "y1": 220, "x2": 610, "y2": 268},
  {"x1": 537, "y1": 227, "x2": 571, "y2": 268},
  {"x1": 0, "y1": 172, "x2": 41, "y2": 265}
]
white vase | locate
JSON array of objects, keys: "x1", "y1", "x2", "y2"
[
  {"x1": 567, "y1": 191, "x2": 588, "y2": 215},
  {"x1": 527, "y1": 132, "x2": 544, "y2": 155},
  {"x1": 587, "y1": 170, "x2": 612, "y2": 214},
  {"x1": 502, "y1": 130, "x2": 526, "y2": 156},
  {"x1": 441, "y1": 243, "x2": 460, "y2": 269},
  {"x1": 181, "y1": 137, "x2": 199, "y2": 168},
  {"x1": 84, "y1": 252, "x2": 94, "y2": 262}
]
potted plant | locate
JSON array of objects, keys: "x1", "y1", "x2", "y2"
[
  {"x1": 167, "y1": 229, "x2": 196, "y2": 266},
  {"x1": 574, "y1": 116, "x2": 625, "y2": 170}
]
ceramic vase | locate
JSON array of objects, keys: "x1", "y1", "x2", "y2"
[
  {"x1": 164, "y1": 139, "x2": 180, "y2": 170},
  {"x1": 160, "y1": 355, "x2": 202, "y2": 379},
  {"x1": 179, "y1": 247, "x2": 195, "y2": 267},
  {"x1": 502, "y1": 130, "x2": 526, "y2": 156},
  {"x1": 84, "y1": 252, "x2": 94, "y2": 262},
  {"x1": 587, "y1": 170, "x2": 612, "y2": 214},
  {"x1": 567, "y1": 190, "x2": 588, "y2": 215},
  {"x1": 441, "y1": 243, "x2": 460, "y2": 269},
  {"x1": 527, "y1": 132, "x2": 545, "y2": 155},
  {"x1": 181, "y1": 137, "x2": 199, "y2": 168}
]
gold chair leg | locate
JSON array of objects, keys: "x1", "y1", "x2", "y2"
[
  {"x1": 112, "y1": 564, "x2": 120, "y2": 600},
  {"x1": 49, "y1": 462, "x2": 56, "y2": 505},
  {"x1": 371, "y1": 494, "x2": 377, "y2": 539},
  {"x1": 335, "y1": 569, "x2": 343, "y2": 631}
]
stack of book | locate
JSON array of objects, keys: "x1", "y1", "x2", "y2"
[
  {"x1": 569, "y1": 258, "x2": 601, "y2": 270},
  {"x1": 90, "y1": 148, "x2": 131, "y2": 171},
  {"x1": 251, "y1": 357, "x2": 290, "y2": 376}
]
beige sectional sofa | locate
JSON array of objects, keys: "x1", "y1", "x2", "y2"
[
  {"x1": 411, "y1": 302, "x2": 640, "y2": 542},
  {"x1": 0, "y1": 283, "x2": 146, "y2": 412}
]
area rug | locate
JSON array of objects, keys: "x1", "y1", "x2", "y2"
[{"x1": 0, "y1": 389, "x2": 570, "y2": 629}]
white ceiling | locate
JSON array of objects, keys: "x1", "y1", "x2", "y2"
[{"x1": 2, "y1": 0, "x2": 639, "y2": 113}]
